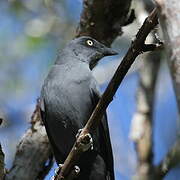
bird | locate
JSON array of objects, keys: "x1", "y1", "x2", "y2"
[{"x1": 40, "y1": 36, "x2": 117, "y2": 180}]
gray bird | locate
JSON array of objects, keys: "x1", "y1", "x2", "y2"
[{"x1": 40, "y1": 36, "x2": 117, "y2": 180}]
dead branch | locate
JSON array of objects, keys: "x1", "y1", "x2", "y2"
[
  {"x1": 155, "y1": 139, "x2": 180, "y2": 179},
  {"x1": 130, "y1": 50, "x2": 161, "y2": 180},
  {"x1": 54, "y1": 8, "x2": 160, "y2": 180},
  {"x1": 151, "y1": 0, "x2": 180, "y2": 177},
  {"x1": 76, "y1": 0, "x2": 133, "y2": 46},
  {"x1": 5, "y1": 103, "x2": 53, "y2": 180},
  {"x1": 129, "y1": 1, "x2": 162, "y2": 179},
  {"x1": 155, "y1": 0, "x2": 180, "y2": 111}
]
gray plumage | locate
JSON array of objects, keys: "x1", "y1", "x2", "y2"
[{"x1": 40, "y1": 36, "x2": 117, "y2": 180}]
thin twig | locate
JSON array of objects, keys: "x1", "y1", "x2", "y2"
[
  {"x1": 54, "y1": 8, "x2": 159, "y2": 180},
  {"x1": 155, "y1": 139, "x2": 180, "y2": 179}
]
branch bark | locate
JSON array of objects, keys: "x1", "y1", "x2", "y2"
[
  {"x1": 76, "y1": 0, "x2": 133, "y2": 46},
  {"x1": 155, "y1": 0, "x2": 180, "y2": 111},
  {"x1": 151, "y1": 0, "x2": 180, "y2": 177},
  {"x1": 155, "y1": 139, "x2": 180, "y2": 179},
  {"x1": 5, "y1": 103, "x2": 53, "y2": 180},
  {"x1": 54, "y1": 8, "x2": 160, "y2": 180},
  {"x1": 130, "y1": 50, "x2": 161, "y2": 180},
  {"x1": 129, "y1": 2, "x2": 162, "y2": 179}
]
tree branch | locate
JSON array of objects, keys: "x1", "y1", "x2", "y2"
[
  {"x1": 151, "y1": 0, "x2": 180, "y2": 177},
  {"x1": 130, "y1": 48, "x2": 161, "y2": 180},
  {"x1": 5, "y1": 102, "x2": 53, "y2": 180},
  {"x1": 155, "y1": 0, "x2": 180, "y2": 112},
  {"x1": 54, "y1": 8, "x2": 159, "y2": 180},
  {"x1": 155, "y1": 139, "x2": 180, "y2": 179},
  {"x1": 76, "y1": 0, "x2": 133, "y2": 46},
  {"x1": 129, "y1": 2, "x2": 162, "y2": 179}
]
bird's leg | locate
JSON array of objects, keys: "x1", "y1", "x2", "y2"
[
  {"x1": 51, "y1": 165, "x2": 80, "y2": 180},
  {"x1": 76, "y1": 129, "x2": 93, "y2": 151},
  {"x1": 66, "y1": 165, "x2": 80, "y2": 180}
]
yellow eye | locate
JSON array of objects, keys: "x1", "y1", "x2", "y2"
[{"x1": 86, "y1": 40, "x2": 93, "y2": 46}]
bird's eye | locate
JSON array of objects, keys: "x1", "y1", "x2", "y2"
[{"x1": 86, "y1": 40, "x2": 94, "y2": 46}]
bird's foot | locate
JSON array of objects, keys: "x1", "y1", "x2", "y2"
[
  {"x1": 76, "y1": 129, "x2": 83, "y2": 139},
  {"x1": 76, "y1": 129, "x2": 93, "y2": 151},
  {"x1": 72, "y1": 165, "x2": 80, "y2": 176}
]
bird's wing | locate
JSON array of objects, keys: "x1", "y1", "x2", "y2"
[
  {"x1": 90, "y1": 80, "x2": 115, "y2": 180},
  {"x1": 39, "y1": 96, "x2": 65, "y2": 163}
]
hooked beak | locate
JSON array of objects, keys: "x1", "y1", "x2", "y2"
[{"x1": 102, "y1": 47, "x2": 118, "y2": 56}]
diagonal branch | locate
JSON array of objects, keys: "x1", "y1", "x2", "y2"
[
  {"x1": 5, "y1": 102, "x2": 53, "y2": 180},
  {"x1": 155, "y1": 139, "x2": 180, "y2": 179},
  {"x1": 54, "y1": 8, "x2": 160, "y2": 180}
]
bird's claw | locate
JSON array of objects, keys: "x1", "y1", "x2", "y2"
[
  {"x1": 80, "y1": 133, "x2": 93, "y2": 151},
  {"x1": 76, "y1": 128, "x2": 83, "y2": 139},
  {"x1": 76, "y1": 129, "x2": 93, "y2": 151},
  {"x1": 51, "y1": 165, "x2": 80, "y2": 180},
  {"x1": 74, "y1": 165, "x2": 80, "y2": 174}
]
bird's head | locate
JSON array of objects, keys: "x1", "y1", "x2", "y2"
[{"x1": 65, "y1": 36, "x2": 118, "y2": 69}]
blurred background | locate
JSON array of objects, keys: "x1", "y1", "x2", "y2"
[{"x1": 0, "y1": 0, "x2": 179, "y2": 179}]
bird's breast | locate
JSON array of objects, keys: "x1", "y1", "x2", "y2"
[{"x1": 44, "y1": 65, "x2": 94, "y2": 129}]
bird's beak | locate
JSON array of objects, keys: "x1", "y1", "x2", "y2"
[{"x1": 102, "y1": 47, "x2": 118, "y2": 56}]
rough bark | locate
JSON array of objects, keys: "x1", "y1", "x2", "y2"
[
  {"x1": 150, "y1": 0, "x2": 180, "y2": 177},
  {"x1": 5, "y1": 104, "x2": 53, "y2": 180},
  {"x1": 155, "y1": 139, "x2": 180, "y2": 179},
  {"x1": 130, "y1": 1, "x2": 161, "y2": 179},
  {"x1": 76, "y1": 0, "x2": 133, "y2": 46},
  {"x1": 130, "y1": 51, "x2": 161, "y2": 180},
  {"x1": 155, "y1": 0, "x2": 180, "y2": 111}
]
